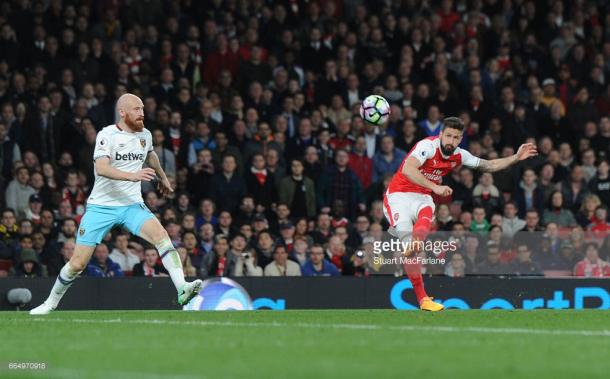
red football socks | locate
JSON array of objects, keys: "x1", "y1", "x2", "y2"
[
  {"x1": 413, "y1": 206, "x2": 433, "y2": 241},
  {"x1": 407, "y1": 206, "x2": 434, "y2": 304},
  {"x1": 405, "y1": 258, "x2": 428, "y2": 304}
]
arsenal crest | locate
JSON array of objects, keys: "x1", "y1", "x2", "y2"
[
  {"x1": 140, "y1": 138, "x2": 146, "y2": 148},
  {"x1": 393, "y1": 213, "x2": 399, "y2": 221}
]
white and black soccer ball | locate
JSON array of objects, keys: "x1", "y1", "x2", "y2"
[{"x1": 360, "y1": 95, "x2": 390, "y2": 126}]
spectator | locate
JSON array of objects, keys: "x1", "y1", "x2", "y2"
[
  {"x1": 445, "y1": 252, "x2": 466, "y2": 278},
  {"x1": 198, "y1": 223, "x2": 215, "y2": 256},
  {"x1": 372, "y1": 135, "x2": 406, "y2": 184},
  {"x1": 109, "y1": 232, "x2": 140, "y2": 272},
  {"x1": 22, "y1": 96, "x2": 64, "y2": 162},
  {"x1": 23, "y1": 194, "x2": 43, "y2": 225},
  {"x1": 55, "y1": 218, "x2": 77, "y2": 243},
  {"x1": 152, "y1": 128, "x2": 176, "y2": 179},
  {"x1": 234, "y1": 196, "x2": 256, "y2": 228},
  {"x1": 501, "y1": 202, "x2": 525, "y2": 239},
  {"x1": 60, "y1": 170, "x2": 86, "y2": 216},
  {"x1": 542, "y1": 191, "x2": 577, "y2": 227},
  {"x1": 208, "y1": 154, "x2": 246, "y2": 214},
  {"x1": 5, "y1": 167, "x2": 35, "y2": 218},
  {"x1": 176, "y1": 247, "x2": 197, "y2": 277},
  {"x1": 476, "y1": 244, "x2": 508, "y2": 276},
  {"x1": 349, "y1": 136, "x2": 374, "y2": 189},
  {"x1": 285, "y1": 118, "x2": 316, "y2": 163},
  {"x1": 264, "y1": 244, "x2": 301, "y2": 277},
  {"x1": 277, "y1": 159, "x2": 316, "y2": 219},
  {"x1": 199, "y1": 235, "x2": 234, "y2": 278},
  {"x1": 510, "y1": 244, "x2": 543, "y2": 276},
  {"x1": 0, "y1": 121, "x2": 21, "y2": 181},
  {"x1": 289, "y1": 237, "x2": 310, "y2": 266},
  {"x1": 588, "y1": 207, "x2": 610, "y2": 237},
  {"x1": 567, "y1": 87, "x2": 598, "y2": 134},
  {"x1": 435, "y1": 204, "x2": 454, "y2": 231},
  {"x1": 556, "y1": 240, "x2": 580, "y2": 271},
  {"x1": 326, "y1": 235, "x2": 354, "y2": 275},
  {"x1": 245, "y1": 153, "x2": 276, "y2": 211},
  {"x1": 588, "y1": 160, "x2": 610, "y2": 206},
  {"x1": 187, "y1": 121, "x2": 216, "y2": 167},
  {"x1": 181, "y1": 231, "x2": 202, "y2": 268},
  {"x1": 301, "y1": 244, "x2": 340, "y2": 277},
  {"x1": 580, "y1": 149, "x2": 597, "y2": 183},
  {"x1": 470, "y1": 206, "x2": 490, "y2": 235},
  {"x1": 212, "y1": 131, "x2": 243, "y2": 174},
  {"x1": 233, "y1": 249, "x2": 263, "y2": 277},
  {"x1": 533, "y1": 235, "x2": 563, "y2": 271},
  {"x1": 558, "y1": 165, "x2": 590, "y2": 212},
  {"x1": 575, "y1": 194, "x2": 602, "y2": 228},
  {"x1": 9, "y1": 248, "x2": 48, "y2": 277},
  {"x1": 451, "y1": 167, "x2": 475, "y2": 209},
  {"x1": 86, "y1": 243, "x2": 124, "y2": 278},
  {"x1": 418, "y1": 105, "x2": 443, "y2": 136},
  {"x1": 513, "y1": 168, "x2": 545, "y2": 219},
  {"x1": 133, "y1": 248, "x2": 168, "y2": 277},
  {"x1": 472, "y1": 173, "x2": 502, "y2": 216},
  {"x1": 573, "y1": 243, "x2": 610, "y2": 277},
  {"x1": 317, "y1": 149, "x2": 364, "y2": 219},
  {"x1": 0, "y1": 208, "x2": 18, "y2": 255},
  {"x1": 254, "y1": 230, "x2": 275, "y2": 269}
]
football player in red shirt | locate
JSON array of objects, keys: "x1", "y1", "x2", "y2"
[{"x1": 383, "y1": 117, "x2": 537, "y2": 311}]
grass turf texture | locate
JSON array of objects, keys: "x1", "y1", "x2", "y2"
[{"x1": 1, "y1": 310, "x2": 609, "y2": 379}]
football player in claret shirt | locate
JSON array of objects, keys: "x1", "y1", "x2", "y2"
[{"x1": 383, "y1": 117, "x2": 537, "y2": 311}]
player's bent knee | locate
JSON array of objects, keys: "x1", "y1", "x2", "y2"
[
  {"x1": 68, "y1": 244, "x2": 95, "y2": 272},
  {"x1": 151, "y1": 230, "x2": 169, "y2": 246},
  {"x1": 140, "y1": 219, "x2": 169, "y2": 244},
  {"x1": 68, "y1": 257, "x2": 86, "y2": 273}
]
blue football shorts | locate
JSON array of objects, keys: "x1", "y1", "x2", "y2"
[{"x1": 76, "y1": 203, "x2": 155, "y2": 246}]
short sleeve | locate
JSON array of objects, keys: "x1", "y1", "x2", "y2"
[
  {"x1": 146, "y1": 130, "x2": 153, "y2": 152},
  {"x1": 460, "y1": 148, "x2": 480, "y2": 169},
  {"x1": 409, "y1": 139, "x2": 435, "y2": 165},
  {"x1": 93, "y1": 130, "x2": 111, "y2": 161}
]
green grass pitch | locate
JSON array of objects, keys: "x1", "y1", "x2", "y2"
[{"x1": 1, "y1": 310, "x2": 610, "y2": 379}]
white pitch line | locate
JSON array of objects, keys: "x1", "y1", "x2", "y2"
[{"x1": 17, "y1": 317, "x2": 610, "y2": 338}]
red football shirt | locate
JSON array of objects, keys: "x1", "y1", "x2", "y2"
[{"x1": 387, "y1": 136, "x2": 480, "y2": 195}]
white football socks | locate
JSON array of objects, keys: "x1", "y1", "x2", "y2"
[
  {"x1": 156, "y1": 239, "x2": 186, "y2": 291},
  {"x1": 46, "y1": 263, "x2": 80, "y2": 308}
]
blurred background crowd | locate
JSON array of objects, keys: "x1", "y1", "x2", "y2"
[{"x1": 0, "y1": 0, "x2": 609, "y2": 279}]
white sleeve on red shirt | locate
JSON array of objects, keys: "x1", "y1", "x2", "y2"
[
  {"x1": 409, "y1": 139, "x2": 437, "y2": 165},
  {"x1": 459, "y1": 148, "x2": 480, "y2": 168}
]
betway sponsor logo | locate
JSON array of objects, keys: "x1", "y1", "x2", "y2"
[{"x1": 115, "y1": 152, "x2": 144, "y2": 161}]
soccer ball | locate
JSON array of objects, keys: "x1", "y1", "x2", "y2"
[{"x1": 360, "y1": 95, "x2": 390, "y2": 125}]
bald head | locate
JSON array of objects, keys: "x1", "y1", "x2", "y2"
[
  {"x1": 117, "y1": 93, "x2": 141, "y2": 110},
  {"x1": 117, "y1": 93, "x2": 145, "y2": 131}
]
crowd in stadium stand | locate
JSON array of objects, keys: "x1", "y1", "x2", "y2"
[{"x1": 1, "y1": 0, "x2": 610, "y2": 279}]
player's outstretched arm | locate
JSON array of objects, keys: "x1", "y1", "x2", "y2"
[
  {"x1": 477, "y1": 143, "x2": 538, "y2": 173},
  {"x1": 95, "y1": 157, "x2": 156, "y2": 182},
  {"x1": 146, "y1": 151, "x2": 174, "y2": 196},
  {"x1": 402, "y1": 156, "x2": 453, "y2": 197}
]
